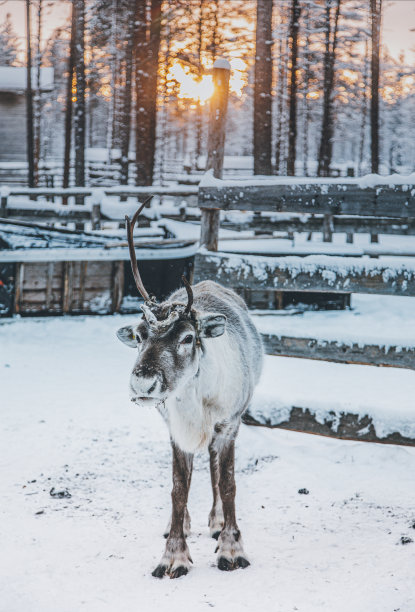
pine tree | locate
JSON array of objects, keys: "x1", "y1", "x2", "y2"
[
  {"x1": 370, "y1": 0, "x2": 382, "y2": 174},
  {"x1": 274, "y1": 3, "x2": 289, "y2": 175},
  {"x1": 0, "y1": 13, "x2": 20, "y2": 66},
  {"x1": 134, "y1": 0, "x2": 162, "y2": 186},
  {"x1": 73, "y1": 0, "x2": 86, "y2": 190},
  {"x1": 287, "y1": 0, "x2": 301, "y2": 176},
  {"x1": 253, "y1": 0, "x2": 273, "y2": 175},
  {"x1": 317, "y1": 0, "x2": 341, "y2": 177},
  {"x1": 119, "y1": 0, "x2": 136, "y2": 184},
  {"x1": 26, "y1": 0, "x2": 35, "y2": 188}
]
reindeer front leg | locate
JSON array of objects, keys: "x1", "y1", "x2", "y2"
[
  {"x1": 152, "y1": 442, "x2": 194, "y2": 579},
  {"x1": 216, "y1": 437, "x2": 250, "y2": 571}
]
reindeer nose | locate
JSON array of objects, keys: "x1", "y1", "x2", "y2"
[{"x1": 131, "y1": 370, "x2": 159, "y2": 397}]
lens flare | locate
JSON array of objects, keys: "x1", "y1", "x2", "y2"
[{"x1": 167, "y1": 58, "x2": 247, "y2": 104}]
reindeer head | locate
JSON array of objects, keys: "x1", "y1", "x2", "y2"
[{"x1": 117, "y1": 203, "x2": 226, "y2": 407}]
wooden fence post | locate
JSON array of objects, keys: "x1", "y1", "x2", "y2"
[
  {"x1": 91, "y1": 204, "x2": 101, "y2": 230},
  {"x1": 200, "y1": 58, "x2": 230, "y2": 251},
  {"x1": 0, "y1": 187, "x2": 9, "y2": 218},
  {"x1": 90, "y1": 188, "x2": 103, "y2": 230}
]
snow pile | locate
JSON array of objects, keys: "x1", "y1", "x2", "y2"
[
  {"x1": 251, "y1": 355, "x2": 415, "y2": 440},
  {"x1": 203, "y1": 249, "x2": 415, "y2": 287},
  {"x1": 253, "y1": 294, "x2": 415, "y2": 350},
  {"x1": 200, "y1": 169, "x2": 415, "y2": 189}
]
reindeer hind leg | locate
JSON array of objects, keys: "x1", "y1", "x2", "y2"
[
  {"x1": 208, "y1": 441, "x2": 224, "y2": 539},
  {"x1": 215, "y1": 436, "x2": 250, "y2": 571}
]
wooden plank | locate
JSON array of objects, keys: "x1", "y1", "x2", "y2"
[
  {"x1": 8, "y1": 186, "x2": 198, "y2": 198},
  {"x1": 62, "y1": 262, "x2": 72, "y2": 313},
  {"x1": 220, "y1": 214, "x2": 415, "y2": 236},
  {"x1": 111, "y1": 261, "x2": 124, "y2": 313},
  {"x1": 79, "y1": 261, "x2": 87, "y2": 310},
  {"x1": 5, "y1": 208, "x2": 92, "y2": 221},
  {"x1": 83, "y1": 261, "x2": 114, "y2": 277},
  {"x1": 194, "y1": 250, "x2": 415, "y2": 296},
  {"x1": 14, "y1": 262, "x2": 24, "y2": 314},
  {"x1": 242, "y1": 409, "x2": 415, "y2": 446},
  {"x1": 19, "y1": 262, "x2": 63, "y2": 290},
  {"x1": 261, "y1": 333, "x2": 415, "y2": 370},
  {"x1": 45, "y1": 262, "x2": 54, "y2": 309},
  {"x1": 198, "y1": 183, "x2": 415, "y2": 217},
  {"x1": 200, "y1": 208, "x2": 220, "y2": 251}
]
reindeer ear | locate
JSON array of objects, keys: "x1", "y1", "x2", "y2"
[
  {"x1": 116, "y1": 325, "x2": 138, "y2": 348},
  {"x1": 198, "y1": 313, "x2": 227, "y2": 338}
]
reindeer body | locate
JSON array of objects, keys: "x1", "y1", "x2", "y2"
[
  {"x1": 159, "y1": 281, "x2": 262, "y2": 454},
  {"x1": 117, "y1": 205, "x2": 262, "y2": 578}
]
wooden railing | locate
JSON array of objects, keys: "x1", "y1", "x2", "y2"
[
  {"x1": 0, "y1": 185, "x2": 198, "y2": 227},
  {"x1": 194, "y1": 174, "x2": 415, "y2": 370}
]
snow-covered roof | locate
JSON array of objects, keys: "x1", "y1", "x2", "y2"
[{"x1": 0, "y1": 66, "x2": 54, "y2": 93}]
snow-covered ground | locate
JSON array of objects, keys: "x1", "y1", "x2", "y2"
[{"x1": 1, "y1": 315, "x2": 415, "y2": 612}]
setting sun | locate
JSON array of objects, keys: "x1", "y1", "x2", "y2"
[{"x1": 167, "y1": 58, "x2": 248, "y2": 104}]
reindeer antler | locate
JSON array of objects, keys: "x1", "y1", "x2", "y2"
[
  {"x1": 125, "y1": 197, "x2": 153, "y2": 303},
  {"x1": 181, "y1": 275, "x2": 193, "y2": 315}
]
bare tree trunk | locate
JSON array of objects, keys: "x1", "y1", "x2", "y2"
[
  {"x1": 211, "y1": 0, "x2": 219, "y2": 59},
  {"x1": 358, "y1": 38, "x2": 369, "y2": 176},
  {"x1": 253, "y1": 0, "x2": 273, "y2": 175},
  {"x1": 287, "y1": 0, "x2": 301, "y2": 176},
  {"x1": 120, "y1": 4, "x2": 135, "y2": 185},
  {"x1": 158, "y1": 10, "x2": 172, "y2": 185},
  {"x1": 370, "y1": 0, "x2": 382, "y2": 174},
  {"x1": 63, "y1": 1, "x2": 76, "y2": 191},
  {"x1": 275, "y1": 33, "x2": 286, "y2": 175},
  {"x1": 107, "y1": 0, "x2": 117, "y2": 162},
  {"x1": 302, "y1": 3, "x2": 311, "y2": 176},
  {"x1": 317, "y1": 0, "x2": 341, "y2": 177},
  {"x1": 135, "y1": 0, "x2": 162, "y2": 186},
  {"x1": 73, "y1": 0, "x2": 86, "y2": 193},
  {"x1": 195, "y1": 0, "x2": 204, "y2": 160},
  {"x1": 26, "y1": 0, "x2": 35, "y2": 188},
  {"x1": 33, "y1": 0, "x2": 42, "y2": 186},
  {"x1": 147, "y1": 0, "x2": 162, "y2": 181}
]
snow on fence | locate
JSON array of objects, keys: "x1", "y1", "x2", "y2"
[
  {"x1": 0, "y1": 185, "x2": 198, "y2": 227},
  {"x1": 194, "y1": 173, "x2": 415, "y2": 374}
]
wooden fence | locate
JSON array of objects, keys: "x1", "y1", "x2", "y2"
[
  {"x1": 0, "y1": 185, "x2": 198, "y2": 227},
  {"x1": 194, "y1": 175, "x2": 415, "y2": 371}
]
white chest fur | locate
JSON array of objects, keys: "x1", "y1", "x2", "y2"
[{"x1": 165, "y1": 334, "x2": 245, "y2": 453}]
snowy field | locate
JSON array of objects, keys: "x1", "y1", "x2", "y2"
[{"x1": 1, "y1": 315, "x2": 415, "y2": 612}]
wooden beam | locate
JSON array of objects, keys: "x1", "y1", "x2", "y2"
[
  {"x1": 45, "y1": 262, "x2": 54, "y2": 310},
  {"x1": 220, "y1": 215, "x2": 415, "y2": 236},
  {"x1": 62, "y1": 261, "x2": 73, "y2": 313},
  {"x1": 79, "y1": 260, "x2": 87, "y2": 310},
  {"x1": 198, "y1": 183, "x2": 415, "y2": 218},
  {"x1": 112, "y1": 261, "x2": 124, "y2": 312},
  {"x1": 14, "y1": 263, "x2": 24, "y2": 314},
  {"x1": 242, "y1": 409, "x2": 415, "y2": 446},
  {"x1": 194, "y1": 250, "x2": 415, "y2": 296},
  {"x1": 261, "y1": 333, "x2": 415, "y2": 370}
]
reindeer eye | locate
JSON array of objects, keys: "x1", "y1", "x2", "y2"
[{"x1": 181, "y1": 334, "x2": 193, "y2": 345}]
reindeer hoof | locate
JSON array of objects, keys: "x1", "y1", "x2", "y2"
[
  {"x1": 212, "y1": 530, "x2": 221, "y2": 540},
  {"x1": 152, "y1": 564, "x2": 168, "y2": 578},
  {"x1": 217, "y1": 557, "x2": 233, "y2": 571},
  {"x1": 169, "y1": 566, "x2": 189, "y2": 579},
  {"x1": 236, "y1": 556, "x2": 250, "y2": 569}
]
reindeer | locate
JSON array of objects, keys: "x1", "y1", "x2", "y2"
[{"x1": 116, "y1": 203, "x2": 263, "y2": 579}]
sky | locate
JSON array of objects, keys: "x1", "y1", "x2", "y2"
[{"x1": 0, "y1": 0, "x2": 414, "y2": 63}]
